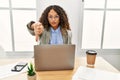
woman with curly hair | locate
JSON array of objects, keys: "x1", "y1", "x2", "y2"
[{"x1": 27, "y1": 5, "x2": 72, "y2": 45}]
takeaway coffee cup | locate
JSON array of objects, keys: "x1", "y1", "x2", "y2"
[{"x1": 86, "y1": 50, "x2": 97, "y2": 68}]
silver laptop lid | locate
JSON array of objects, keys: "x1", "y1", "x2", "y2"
[{"x1": 34, "y1": 44, "x2": 75, "y2": 71}]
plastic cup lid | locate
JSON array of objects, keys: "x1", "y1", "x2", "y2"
[{"x1": 86, "y1": 50, "x2": 97, "y2": 55}]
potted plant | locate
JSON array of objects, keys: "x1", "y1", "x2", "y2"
[{"x1": 27, "y1": 63, "x2": 36, "y2": 80}]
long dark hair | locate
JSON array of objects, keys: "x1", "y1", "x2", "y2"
[{"x1": 39, "y1": 5, "x2": 71, "y2": 31}]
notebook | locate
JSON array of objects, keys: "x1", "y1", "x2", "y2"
[
  {"x1": 34, "y1": 44, "x2": 75, "y2": 71},
  {"x1": 72, "y1": 66, "x2": 120, "y2": 80}
]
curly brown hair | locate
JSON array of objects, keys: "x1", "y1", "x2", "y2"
[{"x1": 39, "y1": 5, "x2": 71, "y2": 31}]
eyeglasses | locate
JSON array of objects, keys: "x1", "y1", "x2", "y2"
[{"x1": 48, "y1": 15, "x2": 59, "y2": 20}]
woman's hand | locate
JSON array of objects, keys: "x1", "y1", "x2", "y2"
[{"x1": 31, "y1": 22, "x2": 44, "y2": 42}]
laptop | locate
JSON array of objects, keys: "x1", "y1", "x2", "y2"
[{"x1": 34, "y1": 44, "x2": 75, "y2": 71}]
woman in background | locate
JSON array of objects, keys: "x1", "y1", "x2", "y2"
[{"x1": 27, "y1": 5, "x2": 72, "y2": 45}]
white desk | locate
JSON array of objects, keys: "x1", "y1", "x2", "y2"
[{"x1": 0, "y1": 57, "x2": 119, "y2": 80}]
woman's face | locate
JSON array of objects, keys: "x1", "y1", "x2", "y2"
[{"x1": 48, "y1": 9, "x2": 60, "y2": 30}]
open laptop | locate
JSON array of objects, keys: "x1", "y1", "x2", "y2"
[{"x1": 34, "y1": 44, "x2": 75, "y2": 71}]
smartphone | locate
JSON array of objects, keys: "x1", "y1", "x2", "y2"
[{"x1": 11, "y1": 62, "x2": 28, "y2": 72}]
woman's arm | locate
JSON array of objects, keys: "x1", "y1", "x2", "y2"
[
  {"x1": 26, "y1": 21, "x2": 44, "y2": 41},
  {"x1": 26, "y1": 21, "x2": 35, "y2": 35},
  {"x1": 67, "y1": 30, "x2": 72, "y2": 44}
]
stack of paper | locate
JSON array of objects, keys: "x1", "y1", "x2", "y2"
[
  {"x1": 0, "y1": 63, "x2": 27, "y2": 79},
  {"x1": 72, "y1": 66, "x2": 120, "y2": 80}
]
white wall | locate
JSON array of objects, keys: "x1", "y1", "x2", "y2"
[{"x1": 0, "y1": 45, "x2": 6, "y2": 58}]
